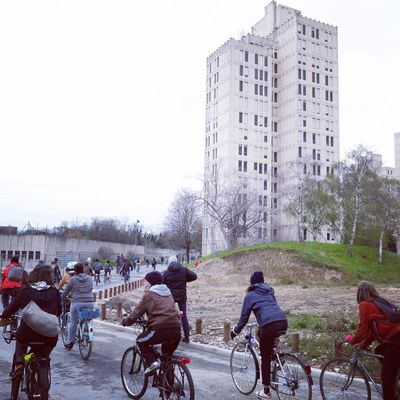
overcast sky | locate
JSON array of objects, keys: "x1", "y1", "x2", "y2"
[{"x1": 0, "y1": 0, "x2": 399, "y2": 233}]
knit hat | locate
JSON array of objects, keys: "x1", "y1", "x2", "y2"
[
  {"x1": 145, "y1": 271, "x2": 163, "y2": 286},
  {"x1": 168, "y1": 255, "x2": 177, "y2": 265},
  {"x1": 250, "y1": 271, "x2": 264, "y2": 285}
]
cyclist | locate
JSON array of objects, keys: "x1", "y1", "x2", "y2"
[
  {"x1": 122, "y1": 271, "x2": 181, "y2": 375},
  {"x1": 51, "y1": 258, "x2": 62, "y2": 286},
  {"x1": 344, "y1": 281, "x2": 400, "y2": 400},
  {"x1": 104, "y1": 260, "x2": 112, "y2": 282},
  {"x1": 61, "y1": 263, "x2": 94, "y2": 350},
  {"x1": 1, "y1": 256, "x2": 28, "y2": 309},
  {"x1": 93, "y1": 259, "x2": 102, "y2": 284},
  {"x1": 0, "y1": 265, "x2": 61, "y2": 400},
  {"x1": 230, "y1": 271, "x2": 287, "y2": 400}
]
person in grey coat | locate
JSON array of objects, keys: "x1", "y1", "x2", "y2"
[
  {"x1": 61, "y1": 263, "x2": 94, "y2": 350},
  {"x1": 231, "y1": 271, "x2": 287, "y2": 400}
]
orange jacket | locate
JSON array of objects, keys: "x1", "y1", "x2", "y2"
[
  {"x1": 1, "y1": 263, "x2": 23, "y2": 290},
  {"x1": 350, "y1": 300, "x2": 400, "y2": 347}
]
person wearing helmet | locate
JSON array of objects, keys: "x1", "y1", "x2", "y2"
[{"x1": 57, "y1": 265, "x2": 76, "y2": 291}]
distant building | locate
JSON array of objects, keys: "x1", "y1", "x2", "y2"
[
  {"x1": 203, "y1": 1, "x2": 339, "y2": 255},
  {"x1": 0, "y1": 226, "x2": 18, "y2": 235}
]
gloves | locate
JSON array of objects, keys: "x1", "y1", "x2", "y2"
[
  {"x1": 230, "y1": 329, "x2": 238, "y2": 340},
  {"x1": 344, "y1": 335, "x2": 353, "y2": 343}
]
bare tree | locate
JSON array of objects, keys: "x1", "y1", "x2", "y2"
[
  {"x1": 201, "y1": 166, "x2": 264, "y2": 250},
  {"x1": 165, "y1": 189, "x2": 202, "y2": 263}
]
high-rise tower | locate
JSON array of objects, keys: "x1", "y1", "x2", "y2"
[{"x1": 203, "y1": 1, "x2": 339, "y2": 255}]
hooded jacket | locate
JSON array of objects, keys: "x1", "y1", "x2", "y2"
[
  {"x1": 162, "y1": 262, "x2": 197, "y2": 301},
  {"x1": 234, "y1": 283, "x2": 287, "y2": 334},
  {"x1": 1, "y1": 283, "x2": 61, "y2": 346},
  {"x1": 62, "y1": 273, "x2": 93, "y2": 304},
  {"x1": 126, "y1": 284, "x2": 181, "y2": 330}
]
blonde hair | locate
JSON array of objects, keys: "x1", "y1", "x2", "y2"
[{"x1": 356, "y1": 281, "x2": 379, "y2": 304}]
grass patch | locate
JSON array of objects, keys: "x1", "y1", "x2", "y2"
[{"x1": 209, "y1": 241, "x2": 400, "y2": 285}]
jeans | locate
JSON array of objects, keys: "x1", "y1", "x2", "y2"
[
  {"x1": 259, "y1": 320, "x2": 288, "y2": 388},
  {"x1": 176, "y1": 299, "x2": 190, "y2": 339},
  {"x1": 67, "y1": 302, "x2": 94, "y2": 344},
  {"x1": 136, "y1": 327, "x2": 181, "y2": 366},
  {"x1": 1, "y1": 288, "x2": 20, "y2": 309}
]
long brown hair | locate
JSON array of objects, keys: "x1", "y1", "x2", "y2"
[
  {"x1": 28, "y1": 265, "x2": 54, "y2": 285},
  {"x1": 356, "y1": 281, "x2": 379, "y2": 304}
]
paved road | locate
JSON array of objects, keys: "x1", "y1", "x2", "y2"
[{"x1": 0, "y1": 320, "x2": 327, "y2": 400}]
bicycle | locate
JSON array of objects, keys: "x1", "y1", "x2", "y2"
[
  {"x1": 1, "y1": 316, "x2": 51, "y2": 400},
  {"x1": 94, "y1": 272, "x2": 101, "y2": 286},
  {"x1": 319, "y1": 340, "x2": 400, "y2": 400},
  {"x1": 60, "y1": 306, "x2": 99, "y2": 360},
  {"x1": 104, "y1": 273, "x2": 111, "y2": 284},
  {"x1": 230, "y1": 322, "x2": 313, "y2": 399},
  {"x1": 120, "y1": 319, "x2": 195, "y2": 399}
]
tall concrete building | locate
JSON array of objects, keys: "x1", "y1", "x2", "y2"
[
  {"x1": 202, "y1": 1, "x2": 339, "y2": 255},
  {"x1": 395, "y1": 132, "x2": 400, "y2": 178}
]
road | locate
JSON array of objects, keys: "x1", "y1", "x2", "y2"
[{"x1": 1, "y1": 319, "x2": 327, "y2": 400}]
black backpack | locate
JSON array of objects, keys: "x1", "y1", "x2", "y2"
[
  {"x1": 8, "y1": 264, "x2": 24, "y2": 282},
  {"x1": 372, "y1": 296, "x2": 400, "y2": 324}
]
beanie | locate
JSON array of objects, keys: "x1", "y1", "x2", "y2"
[
  {"x1": 168, "y1": 255, "x2": 177, "y2": 265},
  {"x1": 250, "y1": 271, "x2": 264, "y2": 285},
  {"x1": 145, "y1": 271, "x2": 163, "y2": 286}
]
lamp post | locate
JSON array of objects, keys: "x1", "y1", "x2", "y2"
[{"x1": 134, "y1": 220, "x2": 140, "y2": 254}]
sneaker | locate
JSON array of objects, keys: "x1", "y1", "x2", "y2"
[
  {"x1": 64, "y1": 342, "x2": 74, "y2": 350},
  {"x1": 257, "y1": 390, "x2": 272, "y2": 399},
  {"x1": 144, "y1": 361, "x2": 160, "y2": 375},
  {"x1": 181, "y1": 336, "x2": 190, "y2": 344}
]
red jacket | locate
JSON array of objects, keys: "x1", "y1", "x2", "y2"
[
  {"x1": 1, "y1": 263, "x2": 23, "y2": 290},
  {"x1": 350, "y1": 300, "x2": 400, "y2": 347}
]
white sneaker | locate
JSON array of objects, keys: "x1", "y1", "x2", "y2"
[
  {"x1": 144, "y1": 361, "x2": 160, "y2": 375},
  {"x1": 257, "y1": 390, "x2": 272, "y2": 399}
]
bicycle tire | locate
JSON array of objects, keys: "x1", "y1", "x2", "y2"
[
  {"x1": 272, "y1": 352, "x2": 312, "y2": 400},
  {"x1": 120, "y1": 346, "x2": 148, "y2": 399},
  {"x1": 230, "y1": 341, "x2": 259, "y2": 395},
  {"x1": 319, "y1": 358, "x2": 371, "y2": 400},
  {"x1": 161, "y1": 359, "x2": 195, "y2": 400},
  {"x1": 61, "y1": 313, "x2": 69, "y2": 345},
  {"x1": 396, "y1": 369, "x2": 400, "y2": 400},
  {"x1": 78, "y1": 319, "x2": 93, "y2": 360}
]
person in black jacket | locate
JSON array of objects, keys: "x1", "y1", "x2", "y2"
[
  {"x1": 231, "y1": 271, "x2": 287, "y2": 400},
  {"x1": 0, "y1": 265, "x2": 61, "y2": 399},
  {"x1": 162, "y1": 255, "x2": 197, "y2": 343}
]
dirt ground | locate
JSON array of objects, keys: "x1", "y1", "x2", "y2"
[{"x1": 105, "y1": 249, "x2": 400, "y2": 354}]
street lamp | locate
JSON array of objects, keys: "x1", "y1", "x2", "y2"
[{"x1": 134, "y1": 220, "x2": 140, "y2": 250}]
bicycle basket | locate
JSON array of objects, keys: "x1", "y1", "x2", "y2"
[{"x1": 78, "y1": 307, "x2": 100, "y2": 319}]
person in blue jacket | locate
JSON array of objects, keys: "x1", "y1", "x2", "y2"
[{"x1": 231, "y1": 271, "x2": 287, "y2": 400}]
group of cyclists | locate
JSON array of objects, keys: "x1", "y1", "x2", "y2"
[{"x1": 1, "y1": 254, "x2": 400, "y2": 400}]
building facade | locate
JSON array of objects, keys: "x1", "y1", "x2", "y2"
[{"x1": 203, "y1": 1, "x2": 339, "y2": 255}]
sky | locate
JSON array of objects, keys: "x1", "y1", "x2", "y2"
[{"x1": 0, "y1": 0, "x2": 399, "y2": 233}]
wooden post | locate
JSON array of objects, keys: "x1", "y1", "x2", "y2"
[
  {"x1": 99, "y1": 290, "x2": 103, "y2": 300},
  {"x1": 101, "y1": 303, "x2": 106, "y2": 320},
  {"x1": 117, "y1": 302, "x2": 123, "y2": 318},
  {"x1": 292, "y1": 333, "x2": 300, "y2": 352},
  {"x1": 223, "y1": 320, "x2": 231, "y2": 343},
  {"x1": 121, "y1": 285, "x2": 124, "y2": 293},
  {"x1": 104, "y1": 288, "x2": 108, "y2": 299},
  {"x1": 93, "y1": 292, "x2": 97, "y2": 302},
  {"x1": 195, "y1": 318, "x2": 202, "y2": 334},
  {"x1": 118, "y1": 285, "x2": 121, "y2": 294},
  {"x1": 113, "y1": 287, "x2": 117, "y2": 296}
]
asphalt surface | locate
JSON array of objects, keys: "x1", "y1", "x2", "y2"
[{"x1": 0, "y1": 319, "x2": 326, "y2": 400}]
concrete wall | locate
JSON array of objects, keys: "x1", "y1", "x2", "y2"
[{"x1": 0, "y1": 234, "x2": 145, "y2": 269}]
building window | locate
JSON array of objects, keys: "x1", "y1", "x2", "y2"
[
  {"x1": 238, "y1": 145, "x2": 242, "y2": 155},
  {"x1": 7, "y1": 250, "x2": 13, "y2": 260},
  {"x1": 243, "y1": 161, "x2": 247, "y2": 172},
  {"x1": 244, "y1": 50, "x2": 248, "y2": 62},
  {"x1": 264, "y1": 180, "x2": 267, "y2": 190},
  {"x1": 0, "y1": 250, "x2": 6, "y2": 260},
  {"x1": 238, "y1": 160, "x2": 242, "y2": 171},
  {"x1": 239, "y1": 112, "x2": 243, "y2": 123},
  {"x1": 21, "y1": 251, "x2": 27, "y2": 260},
  {"x1": 298, "y1": 147, "x2": 303, "y2": 158},
  {"x1": 35, "y1": 251, "x2": 41, "y2": 260},
  {"x1": 303, "y1": 131, "x2": 307, "y2": 142},
  {"x1": 28, "y1": 251, "x2": 34, "y2": 260}
]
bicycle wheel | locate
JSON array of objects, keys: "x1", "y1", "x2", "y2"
[
  {"x1": 319, "y1": 358, "x2": 371, "y2": 400},
  {"x1": 27, "y1": 364, "x2": 47, "y2": 400},
  {"x1": 161, "y1": 360, "x2": 195, "y2": 400},
  {"x1": 78, "y1": 319, "x2": 93, "y2": 360},
  {"x1": 230, "y1": 341, "x2": 259, "y2": 395},
  {"x1": 120, "y1": 346, "x2": 148, "y2": 399},
  {"x1": 272, "y1": 353, "x2": 312, "y2": 400},
  {"x1": 396, "y1": 369, "x2": 400, "y2": 400},
  {"x1": 60, "y1": 313, "x2": 69, "y2": 345}
]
